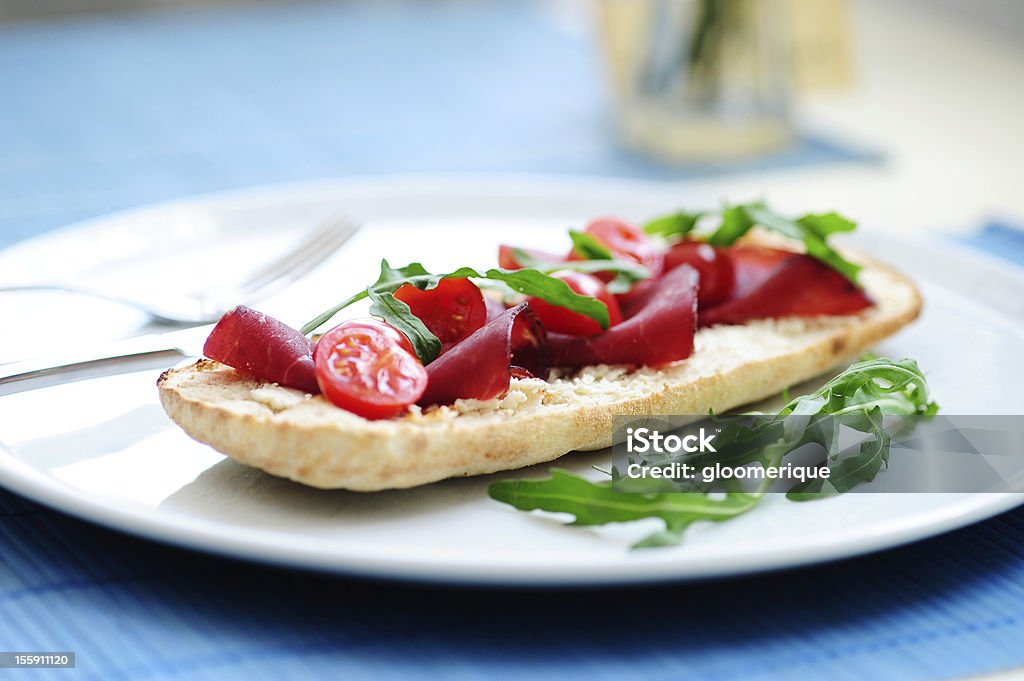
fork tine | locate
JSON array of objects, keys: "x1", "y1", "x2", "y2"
[
  {"x1": 239, "y1": 217, "x2": 356, "y2": 292},
  {"x1": 256, "y1": 217, "x2": 360, "y2": 286},
  {"x1": 236, "y1": 216, "x2": 361, "y2": 301},
  {"x1": 239, "y1": 218, "x2": 359, "y2": 298}
]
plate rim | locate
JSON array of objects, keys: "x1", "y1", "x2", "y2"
[
  {"x1": 4, "y1": 170, "x2": 1024, "y2": 285},
  {"x1": 2, "y1": 448, "x2": 1022, "y2": 586},
  {"x1": 3, "y1": 174, "x2": 1024, "y2": 586}
]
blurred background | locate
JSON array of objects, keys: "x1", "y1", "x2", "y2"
[{"x1": 1, "y1": 0, "x2": 1022, "y2": 246}]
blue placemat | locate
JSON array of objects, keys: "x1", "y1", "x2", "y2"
[
  {"x1": 2, "y1": 2, "x2": 1023, "y2": 679},
  {"x1": 959, "y1": 221, "x2": 1024, "y2": 267},
  {"x1": 3, "y1": 470, "x2": 1024, "y2": 681},
  {"x1": 0, "y1": 0, "x2": 873, "y2": 250}
]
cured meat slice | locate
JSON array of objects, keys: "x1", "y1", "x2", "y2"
[
  {"x1": 548, "y1": 265, "x2": 698, "y2": 368},
  {"x1": 700, "y1": 253, "x2": 873, "y2": 327},
  {"x1": 203, "y1": 306, "x2": 318, "y2": 393},
  {"x1": 419, "y1": 303, "x2": 546, "y2": 405},
  {"x1": 727, "y1": 245, "x2": 793, "y2": 299}
]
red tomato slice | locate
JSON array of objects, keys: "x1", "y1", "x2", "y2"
[
  {"x1": 394, "y1": 278, "x2": 487, "y2": 344},
  {"x1": 664, "y1": 241, "x2": 735, "y2": 307},
  {"x1": 314, "y1": 319, "x2": 427, "y2": 420},
  {"x1": 571, "y1": 218, "x2": 665, "y2": 276},
  {"x1": 498, "y1": 244, "x2": 563, "y2": 270},
  {"x1": 526, "y1": 271, "x2": 622, "y2": 337},
  {"x1": 323, "y1": 318, "x2": 415, "y2": 355}
]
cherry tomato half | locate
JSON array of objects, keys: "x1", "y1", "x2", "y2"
[
  {"x1": 664, "y1": 241, "x2": 735, "y2": 307},
  {"x1": 323, "y1": 318, "x2": 415, "y2": 355},
  {"x1": 394, "y1": 278, "x2": 487, "y2": 344},
  {"x1": 570, "y1": 218, "x2": 665, "y2": 277},
  {"x1": 526, "y1": 271, "x2": 622, "y2": 336},
  {"x1": 314, "y1": 319, "x2": 427, "y2": 420}
]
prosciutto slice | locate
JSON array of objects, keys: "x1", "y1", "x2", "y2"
[
  {"x1": 547, "y1": 265, "x2": 699, "y2": 368},
  {"x1": 700, "y1": 253, "x2": 873, "y2": 327},
  {"x1": 727, "y1": 245, "x2": 793, "y2": 299},
  {"x1": 203, "y1": 305, "x2": 319, "y2": 393},
  {"x1": 419, "y1": 303, "x2": 546, "y2": 406}
]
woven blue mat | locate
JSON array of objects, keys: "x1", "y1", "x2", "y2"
[
  {"x1": 2, "y1": 2, "x2": 1023, "y2": 680},
  {"x1": 4, "y1": 482, "x2": 1024, "y2": 681}
]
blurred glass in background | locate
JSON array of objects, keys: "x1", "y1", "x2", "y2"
[
  {"x1": 598, "y1": 0, "x2": 857, "y2": 162},
  {"x1": 600, "y1": 0, "x2": 794, "y2": 161}
]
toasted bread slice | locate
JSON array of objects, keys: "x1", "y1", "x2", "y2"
[{"x1": 158, "y1": 247, "x2": 921, "y2": 491}]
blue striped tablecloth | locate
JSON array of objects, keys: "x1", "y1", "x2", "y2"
[{"x1": 1, "y1": 3, "x2": 1023, "y2": 680}]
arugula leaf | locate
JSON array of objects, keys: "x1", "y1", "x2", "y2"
[
  {"x1": 487, "y1": 356, "x2": 939, "y2": 548},
  {"x1": 366, "y1": 289, "x2": 442, "y2": 364},
  {"x1": 374, "y1": 260, "x2": 432, "y2": 286},
  {"x1": 705, "y1": 205, "x2": 757, "y2": 247},
  {"x1": 568, "y1": 231, "x2": 614, "y2": 260},
  {"x1": 300, "y1": 259, "x2": 432, "y2": 335},
  {"x1": 512, "y1": 248, "x2": 651, "y2": 295},
  {"x1": 644, "y1": 201, "x2": 863, "y2": 283},
  {"x1": 778, "y1": 356, "x2": 938, "y2": 420},
  {"x1": 566, "y1": 231, "x2": 656, "y2": 294},
  {"x1": 796, "y1": 211, "x2": 857, "y2": 238},
  {"x1": 678, "y1": 357, "x2": 938, "y2": 497},
  {"x1": 539, "y1": 258, "x2": 652, "y2": 280},
  {"x1": 709, "y1": 202, "x2": 863, "y2": 281},
  {"x1": 302, "y1": 260, "x2": 614, "y2": 340},
  {"x1": 476, "y1": 268, "x2": 609, "y2": 327},
  {"x1": 489, "y1": 469, "x2": 760, "y2": 548},
  {"x1": 643, "y1": 210, "x2": 705, "y2": 238},
  {"x1": 777, "y1": 357, "x2": 938, "y2": 498}
]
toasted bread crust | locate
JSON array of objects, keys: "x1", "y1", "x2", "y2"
[{"x1": 158, "y1": 249, "x2": 921, "y2": 491}]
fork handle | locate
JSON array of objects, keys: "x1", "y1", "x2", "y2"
[
  {"x1": 0, "y1": 284, "x2": 213, "y2": 325},
  {"x1": 0, "y1": 328, "x2": 209, "y2": 396},
  {"x1": 0, "y1": 284, "x2": 158, "y2": 316}
]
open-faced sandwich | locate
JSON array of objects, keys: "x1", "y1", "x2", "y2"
[{"x1": 158, "y1": 202, "x2": 921, "y2": 491}]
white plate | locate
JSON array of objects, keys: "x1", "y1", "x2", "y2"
[{"x1": 2, "y1": 175, "x2": 1024, "y2": 586}]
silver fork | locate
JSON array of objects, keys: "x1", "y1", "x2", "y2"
[{"x1": 0, "y1": 216, "x2": 361, "y2": 325}]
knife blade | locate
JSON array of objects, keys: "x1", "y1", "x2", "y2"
[{"x1": 0, "y1": 324, "x2": 214, "y2": 396}]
